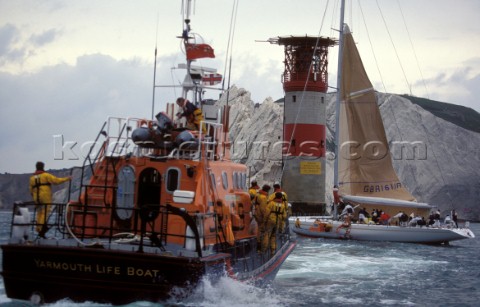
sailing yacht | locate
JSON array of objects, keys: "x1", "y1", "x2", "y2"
[{"x1": 292, "y1": 2, "x2": 474, "y2": 244}]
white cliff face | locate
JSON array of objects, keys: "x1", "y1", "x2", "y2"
[
  {"x1": 378, "y1": 93, "x2": 480, "y2": 220},
  {"x1": 222, "y1": 86, "x2": 480, "y2": 221},
  {"x1": 217, "y1": 86, "x2": 284, "y2": 185}
]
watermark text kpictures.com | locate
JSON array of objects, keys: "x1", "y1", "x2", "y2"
[{"x1": 53, "y1": 134, "x2": 428, "y2": 161}]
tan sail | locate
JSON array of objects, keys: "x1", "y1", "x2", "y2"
[{"x1": 338, "y1": 27, "x2": 415, "y2": 202}]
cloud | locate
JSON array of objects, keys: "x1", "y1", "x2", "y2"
[
  {"x1": 1, "y1": 49, "x2": 273, "y2": 173},
  {"x1": 29, "y1": 28, "x2": 59, "y2": 47},
  {"x1": 0, "y1": 24, "x2": 26, "y2": 63},
  {"x1": 419, "y1": 58, "x2": 480, "y2": 113},
  {"x1": 231, "y1": 53, "x2": 284, "y2": 103},
  {"x1": 0, "y1": 53, "x2": 161, "y2": 173}
]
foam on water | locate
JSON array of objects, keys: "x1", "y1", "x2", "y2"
[
  {"x1": 0, "y1": 275, "x2": 287, "y2": 307},
  {"x1": 274, "y1": 233, "x2": 480, "y2": 306},
  {"x1": 169, "y1": 275, "x2": 289, "y2": 307}
]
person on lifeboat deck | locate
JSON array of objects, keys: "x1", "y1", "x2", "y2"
[
  {"x1": 249, "y1": 180, "x2": 260, "y2": 201},
  {"x1": 29, "y1": 161, "x2": 71, "y2": 238},
  {"x1": 175, "y1": 97, "x2": 206, "y2": 133},
  {"x1": 254, "y1": 184, "x2": 270, "y2": 252},
  {"x1": 263, "y1": 192, "x2": 287, "y2": 255},
  {"x1": 268, "y1": 182, "x2": 289, "y2": 229}
]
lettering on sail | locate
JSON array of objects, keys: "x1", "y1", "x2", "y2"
[{"x1": 363, "y1": 182, "x2": 403, "y2": 193}]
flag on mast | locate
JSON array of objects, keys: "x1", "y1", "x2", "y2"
[
  {"x1": 202, "y1": 73, "x2": 222, "y2": 85},
  {"x1": 186, "y1": 43, "x2": 215, "y2": 60}
]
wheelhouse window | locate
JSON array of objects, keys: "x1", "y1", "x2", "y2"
[
  {"x1": 166, "y1": 168, "x2": 180, "y2": 193},
  {"x1": 241, "y1": 173, "x2": 247, "y2": 190}
]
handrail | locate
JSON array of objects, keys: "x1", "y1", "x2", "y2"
[{"x1": 8, "y1": 201, "x2": 206, "y2": 258}]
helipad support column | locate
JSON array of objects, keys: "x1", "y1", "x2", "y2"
[{"x1": 271, "y1": 36, "x2": 336, "y2": 213}]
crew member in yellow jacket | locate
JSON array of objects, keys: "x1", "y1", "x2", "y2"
[
  {"x1": 254, "y1": 184, "x2": 270, "y2": 252},
  {"x1": 268, "y1": 182, "x2": 288, "y2": 203},
  {"x1": 29, "y1": 161, "x2": 71, "y2": 237},
  {"x1": 268, "y1": 183, "x2": 289, "y2": 230},
  {"x1": 263, "y1": 192, "x2": 287, "y2": 254},
  {"x1": 248, "y1": 180, "x2": 260, "y2": 201},
  {"x1": 175, "y1": 97, "x2": 206, "y2": 133}
]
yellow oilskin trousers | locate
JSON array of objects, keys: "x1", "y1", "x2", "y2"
[
  {"x1": 254, "y1": 192, "x2": 269, "y2": 252},
  {"x1": 262, "y1": 200, "x2": 286, "y2": 254}
]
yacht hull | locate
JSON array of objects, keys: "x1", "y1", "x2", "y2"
[{"x1": 292, "y1": 218, "x2": 475, "y2": 244}]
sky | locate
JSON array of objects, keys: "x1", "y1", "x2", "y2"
[{"x1": 1, "y1": 0, "x2": 479, "y2": 174}]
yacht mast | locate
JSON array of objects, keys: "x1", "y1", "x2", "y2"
[{"x1": 333, "y1": 0, "x2": 346, "y2": 188}]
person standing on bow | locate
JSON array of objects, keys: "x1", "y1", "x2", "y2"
[
  {"x1": 175, "y1": 97, "x2": 206, "y2": 133},
  {"x1": 263, "y1": 192, "x2": 287, "y2": 255},
  {"x1": 29, "y1": 161, "x2": 71, "y2": 238}
]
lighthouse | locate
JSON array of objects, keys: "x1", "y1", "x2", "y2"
[{"x1": 270, "y1": 36, "x2": 336, "y2": 213}]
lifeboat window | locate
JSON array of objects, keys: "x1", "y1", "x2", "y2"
[
  {"x1": 210, "y1": 173, "x2": 217, "y2": 192},
  {"x1": 235, "y1": 172, "x2": 240, "y2": 189},
  {"x1": 236, "y1": 172, "x2": 241, "y2": 189},
  {"x1": 222, "y1": 171, "x2": 228, "y2": 190},
  {"x1": 241, "y1": 173, "x2": 247, "y2": 189},
  {"x1": 166, "y1": 168, "x2": 180, "y2": 193},
  {"x1": 232, "y1": 172, "x2": 238, "y2": 189},
  {"x1": 116, "y1": 165, "x2": 135, "y2": 220}
]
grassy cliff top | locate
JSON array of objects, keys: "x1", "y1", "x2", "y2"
[{"x1": 402, "y1": 95, "x2": 480, "y2": 134}]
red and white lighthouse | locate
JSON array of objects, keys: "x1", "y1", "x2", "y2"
[{"x1": 271, "y1": 36, "x2": 336, "y2": 212}]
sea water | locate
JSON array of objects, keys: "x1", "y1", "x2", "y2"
[{"x1": 0, "y1": 211, "x2": 479, "y2": 307}]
